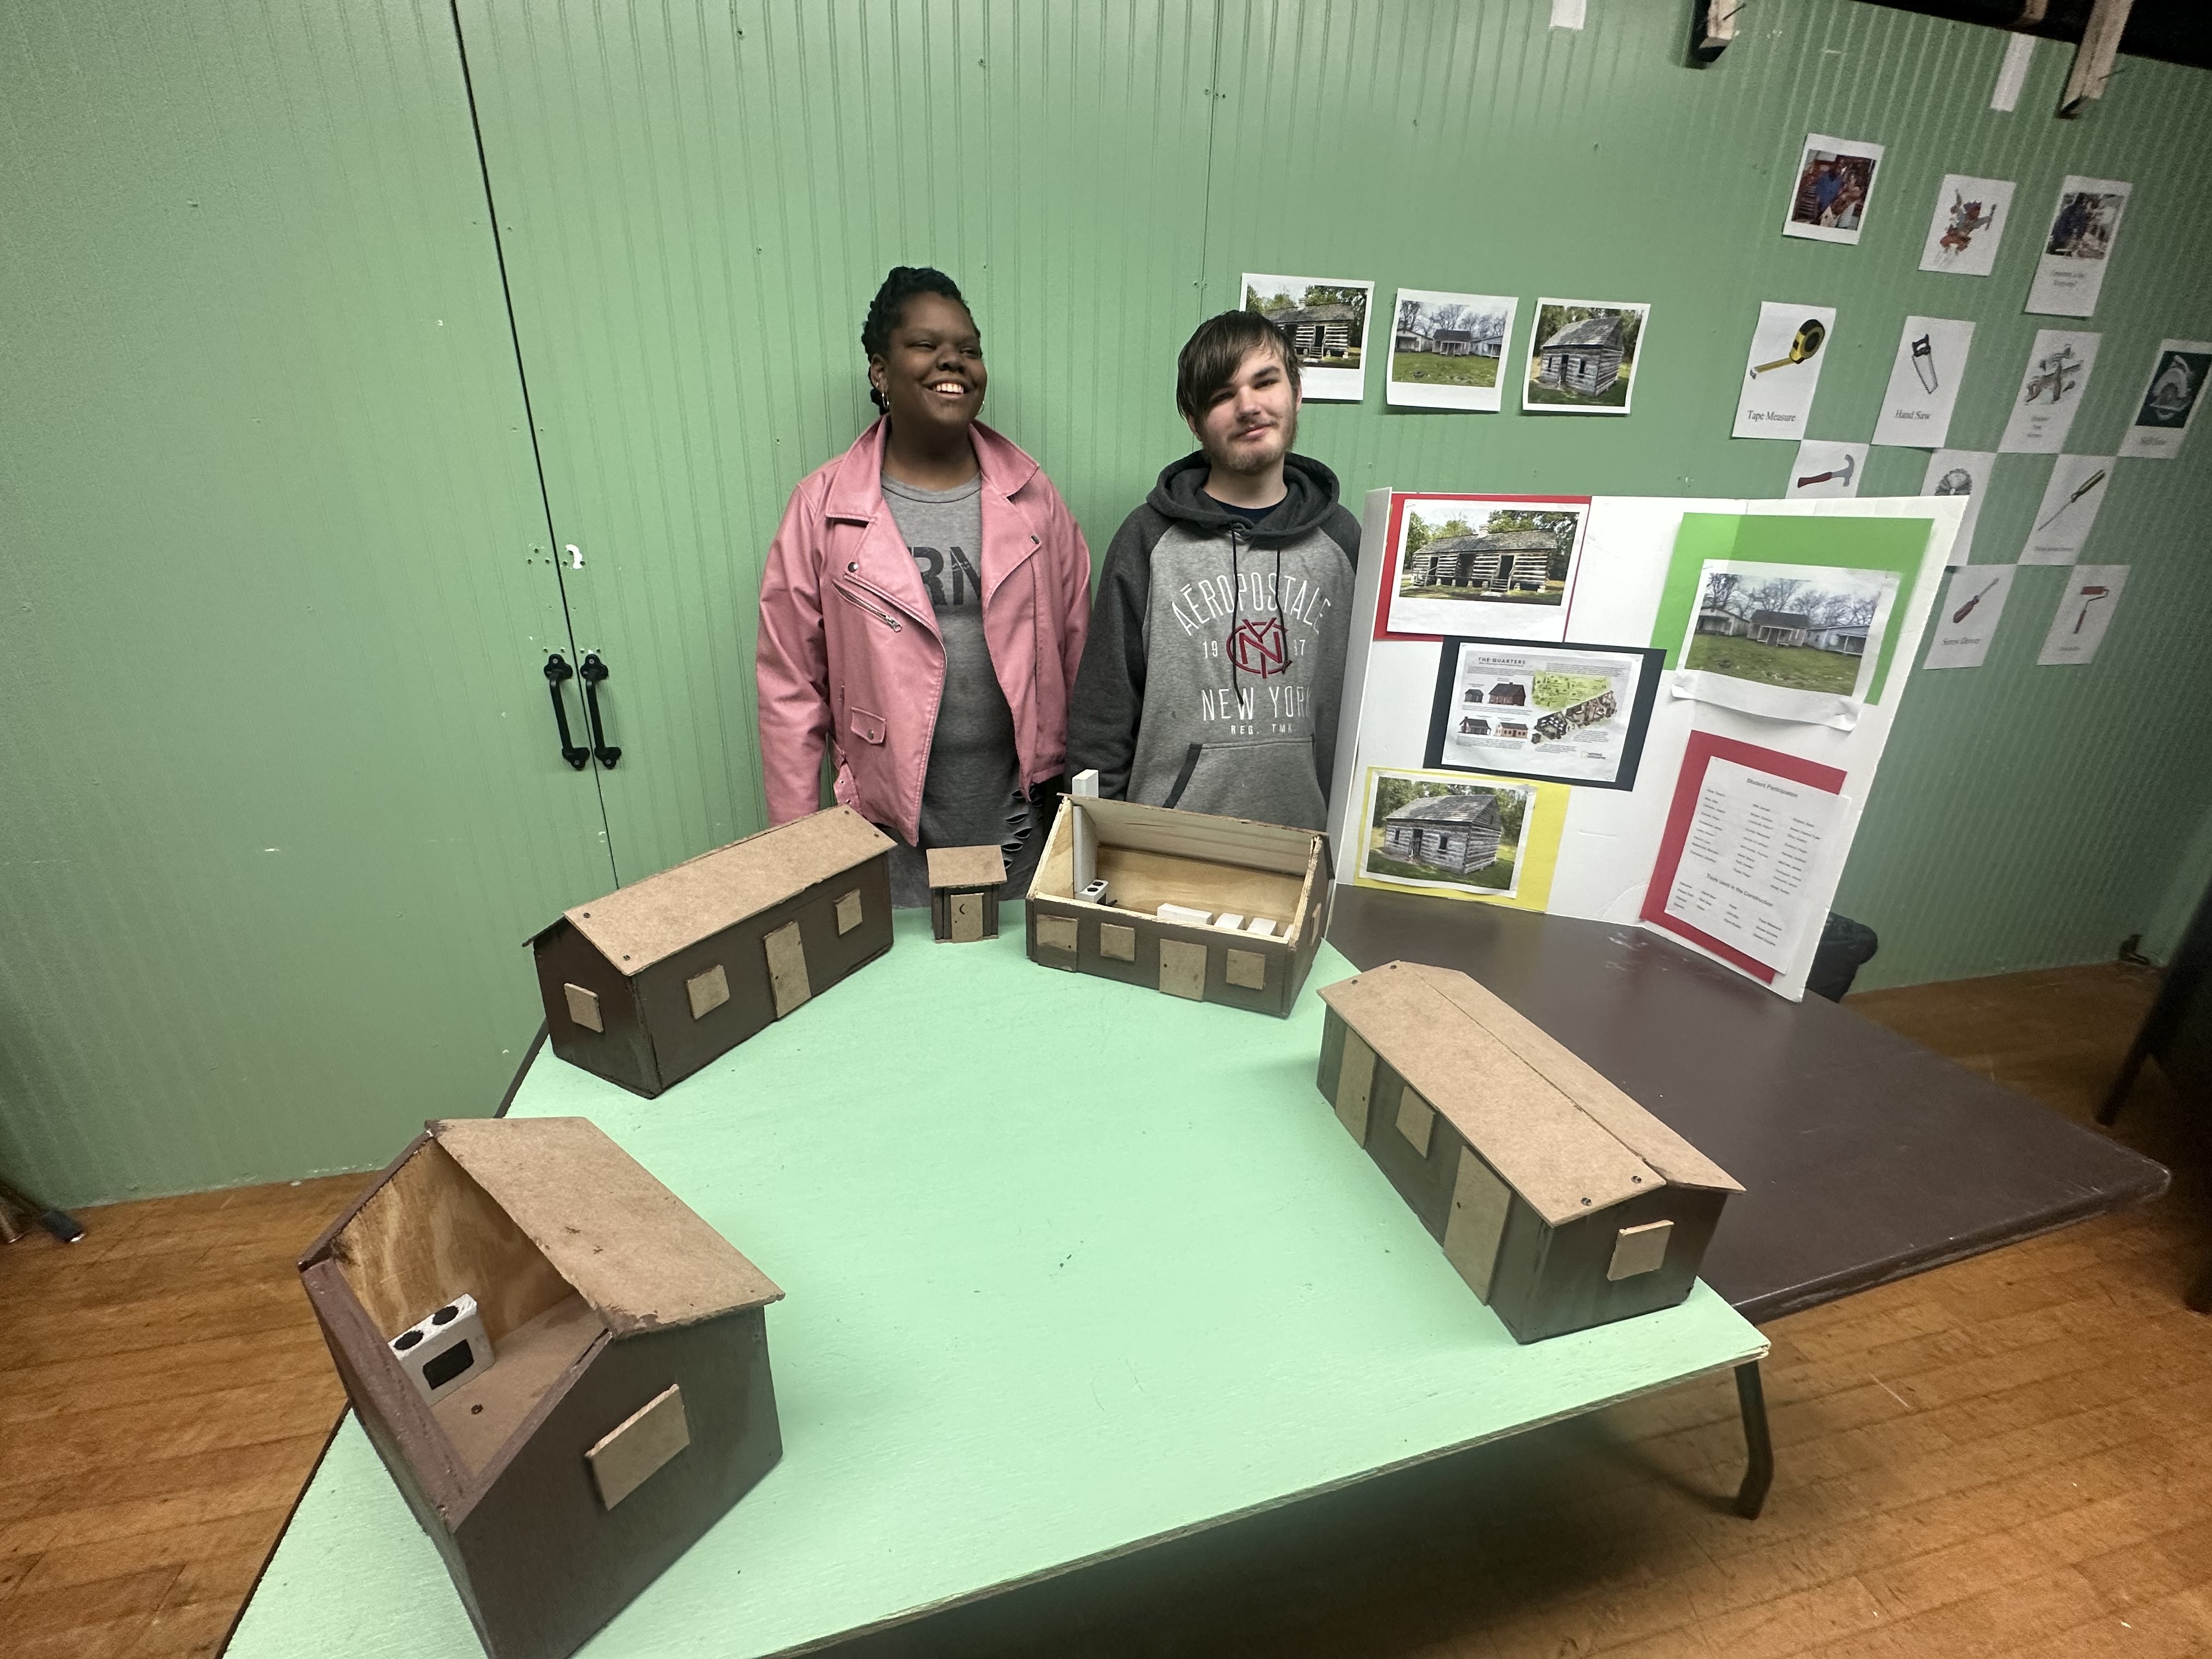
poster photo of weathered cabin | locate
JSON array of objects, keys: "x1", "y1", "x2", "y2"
[
  {"x1": 1355, "y1": 769, "x2": 1537, "y2": 903},
  {"x1": 1677, "y1": 558, "x2": 1900, "y2": 726},
  {"x1": 1426, "y1": 639, "x2": 1662, "y2": 789},
  {"x1": 1242, "y1": 272, "x2": 1374, "y2": 402},
  {"x1": 1385, "y1": 495, "x2": 1589, "y2": 640},
  {"x1": 1521, "y1": 299, "x2": 1650, "y2": 414},
  {"x1": 1386, "y1": 288, "x2": 1517, "y2": 410}
]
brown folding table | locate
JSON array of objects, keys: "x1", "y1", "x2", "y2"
[{"x1": 1327, "y1": 886, "x2": 2172, "y2": 1516}]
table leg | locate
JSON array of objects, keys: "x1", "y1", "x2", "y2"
[
  {"x1": 1733, "y1": 1359, "x2": 1774, "y2": 1519},
  {"x1": 2096, "y1": 1038, "x2": 2148, "y2": 1126}
]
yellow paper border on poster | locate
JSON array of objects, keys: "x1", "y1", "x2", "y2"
[{"x1": 1349, "y1": 765, "x2": 1569, "y2": 913}]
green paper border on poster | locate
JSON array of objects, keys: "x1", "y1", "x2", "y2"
[{"x1": 1649, "y1": 512, "x2": 1937, "y2": 702}]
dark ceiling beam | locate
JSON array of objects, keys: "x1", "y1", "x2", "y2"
[{"x1": 1854, "y1": 0, "x2": 2210, "y2": 71}]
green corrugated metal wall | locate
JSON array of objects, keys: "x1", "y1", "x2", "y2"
[
  {"x1": 4, "y1": 0, "x2": 2211, "y2": 1205},
  {"x1": 0, "y1": 2, "x2": 614, "y2": 1205},
  {"x1": 467, "y1": 0, "x2": 2212, "y2": 986}
]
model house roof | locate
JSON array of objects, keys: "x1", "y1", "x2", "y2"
[
  {"x1": 1319, "y1": 962, "x2": 1741, "y2": 1224},
  {"x1": 549, "y1": 806, "x2": 893, "y2": 975},
  {"x1": 1421, "y1": 531, "x2": 1558, "y2": 555},
  {"x1": 926, "y1": 844, "x2": 1007, "y2": 889},
  {"x1": 1432, "y1": 328, "x2": 1474, "y2": 344},
  {"x1": 1383, "y1": 792, "x2": 1503, "y2": 829},
  {"x1": 432, "y1": 1118, "x2": 783, "y2": 1333},
  {"x1": 1272, "y1": 304, "x2": 1362, "y2": 324},
  {"x1": 1750, "y1": 609, "x2": 1811, "y2": 629},
  {"x1": 1538, "y1": 313, "x2": 1625, "y2": 352}
]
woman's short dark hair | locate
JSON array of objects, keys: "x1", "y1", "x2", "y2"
[
  {"x1": 1176, "y1": 311, "x2": 1300, "y2": 426},
  {"x1": 862, "y1": 267, "x2": 971, "y2": 409}
]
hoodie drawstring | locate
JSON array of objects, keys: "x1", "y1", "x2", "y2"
[{"x1": 1227, "y1": 525, "x2": 1291, "y2": 715}]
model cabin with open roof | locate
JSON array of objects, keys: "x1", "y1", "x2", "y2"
[
  {"x1": 1024, "y1": 794, "x2": 1330, "y2": 1017},
  {"x1": 298, "y1": 1117, "x2": 783, "y2": 1659}
]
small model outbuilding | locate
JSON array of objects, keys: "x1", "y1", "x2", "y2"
[
  {"x1": 927, "y1": 844, "x2": 1007, "y2": 942},
  {"x1": 299, "y1": 1117, "x2": 784, "y2": 1659},
  {"x1": 531, "y1": 805, "x2": 894, "y2": 1098},
  {"x1": 1317, "y1": 962, "x2": 1742, "y2": 1343}
]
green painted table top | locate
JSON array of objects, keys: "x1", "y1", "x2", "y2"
[{"x1": 229, "y1": 907, "x2": 1765, "y2": 1659}]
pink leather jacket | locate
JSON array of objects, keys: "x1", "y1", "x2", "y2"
[{"x1": 755, "y1": 419, "x2": 1091, "y2": 843}]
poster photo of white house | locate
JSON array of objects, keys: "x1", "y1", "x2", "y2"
[
  {"x1": 1384, "y1": 495, "x2": 1589, "y2": 640},
  {"x1": 1424, "y1": 638, "x2": 1663, "y2": 789},
  {"x1": 1386, "y1": 289, "x2": 1517, "y2": 410},
  {"x1": 1675, "y1": 559, "x2": 1899, "y2": 727},
  {"x1": 1355, "y1": 768, "x2": 1536, "y2": 902},
  {"x1": 1241, "y1": 272, "x2": 1374, "y2": 401}
]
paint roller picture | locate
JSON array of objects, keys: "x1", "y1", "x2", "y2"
[
  {"x1": 1796, "y1": 452, "x2": 1855, "y2": 489},
  {"x1": 2034, "y1": 467, "x2": 2108, "y2": 533},
  {"x1": 1752, "y1": 318, "x2": 1827, "y2": 377},
  {"x1": 2072, "y1": 584, "x2": 2111, "y2": 634},
  {"x1": 1951, "y1": 577, "x2": 2001, "y2": 623}
]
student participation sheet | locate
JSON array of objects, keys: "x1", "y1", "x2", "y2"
[{"x1": 1662, "y1": 759, "x2": 1844, "y2": 974}]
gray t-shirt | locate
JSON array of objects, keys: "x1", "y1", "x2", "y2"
[{"x1": 879, "y1": 473, "x2": 1039, "y2": 907}]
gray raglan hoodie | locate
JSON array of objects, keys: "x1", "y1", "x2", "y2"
[{"x1": 1068, "y1": 452, "x2": 1361, "y2": 831}]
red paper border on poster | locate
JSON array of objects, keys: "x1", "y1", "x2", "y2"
[
  {"x1": 1373, "y1": 492, "x2": 1594, "y2": 641},
  {"x1": 1639, "y1": 731, "x2": 1848, "y2": 984}
]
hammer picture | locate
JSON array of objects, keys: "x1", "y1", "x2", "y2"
[{"x1": 1796, "y1": 452, "x2": 1856, "y2": 490}]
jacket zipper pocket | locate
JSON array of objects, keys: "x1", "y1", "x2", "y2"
[{"x1": 836, "y1": 584, "x2": 903, "y2": 632}]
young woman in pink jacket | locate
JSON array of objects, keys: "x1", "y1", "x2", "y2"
[{"x1": 755, "y1": 268, "x2": 1092, "y2": 907}]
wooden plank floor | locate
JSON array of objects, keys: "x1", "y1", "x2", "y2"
[{"x1": 3, "y1": 963, "x2": 2207, "y2": 1658}]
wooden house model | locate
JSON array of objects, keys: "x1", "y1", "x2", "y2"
[
  {"x1": 927, "y1": 843, "x2": 1006, "y2": 941},
  {"x1": 1024, "y1": 795, "x2": 1330, "y2": 1017},
  {"x1": 1317, "y1": 962, "x2": 1741, "y2": 1344},
  {"x1": 531, "y1": 805, "x2": 894, "y2": 1098},
  {"x1": 1533, "y1": 313, "x2": 1627, "y2": 397},
  {"x1": 1380, "y1": 793, "x2": 1504, "y2": 876},
  {"x1": 298, "y1": 1116, "x2": 785, "y2": 1659}
]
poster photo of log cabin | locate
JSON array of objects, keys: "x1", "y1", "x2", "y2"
[
  {"x1": 1386, "y1": 289, "x2": 1517, "y2": 410},
  {"x1": 1386, "y1": 498, "x2": 1588, "y2": 639},
  {"x1": 1521, "y1": 299, "x2": 1650, "y2": 414},
  {"x1": 1677, "y1": 560, "x2": 1900, "y2": 726},
  {"x1": 1242, "y1": 272, "x2": 1374, "y2": 401},
  {"x1": 1356, "y1": 769, "x2": 1537, "y2": 901}
]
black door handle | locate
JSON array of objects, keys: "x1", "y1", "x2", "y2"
[
  {"x1": 544, "y1": 653, "x2": 589, "y2": 771},
  {"x1": 580, "y1": 651, "x2": 621, "y2": 769}
]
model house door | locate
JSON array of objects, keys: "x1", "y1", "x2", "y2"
[{"x1": 449, "y1": 0, "x2": 1218, "y2": 883}]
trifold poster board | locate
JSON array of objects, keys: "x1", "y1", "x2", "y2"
[{"x1": 1328, "y1": 492, "x2": 1962, "y2": 1001}]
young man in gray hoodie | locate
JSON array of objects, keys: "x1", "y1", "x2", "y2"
[{"x1": 1067, "y1": 311, "x2": 1361, "y2": 831}]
